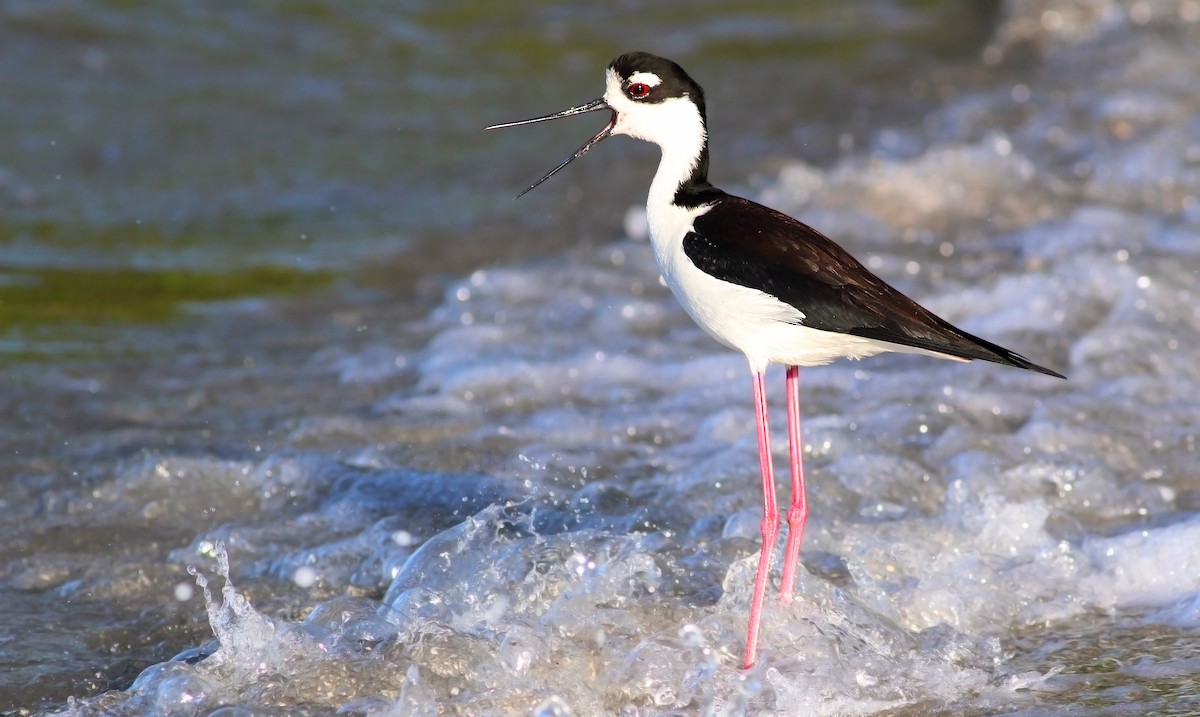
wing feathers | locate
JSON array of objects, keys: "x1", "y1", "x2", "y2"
[{"x1": 684, "y1": 196, "x2": 1064, "y2": 378}]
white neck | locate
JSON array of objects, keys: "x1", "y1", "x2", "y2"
[
  {"x1": 648, "y1": 138, "x2": 702, "y2": 211},
  {"x1": 644, "y1": 117, "x2": 708, "y2": 259}
]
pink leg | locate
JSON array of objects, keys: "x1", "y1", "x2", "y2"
[
  {"x1": 779, "y1": 365, "x2": 809, "y2": 603},
  {"x1": 743, "y1": 371, "x2": 779, "y2": 670}
]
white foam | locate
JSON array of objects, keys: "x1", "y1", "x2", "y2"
[{"x1": 1081, "y1": 516, "x2": 1200, "y2": 609}]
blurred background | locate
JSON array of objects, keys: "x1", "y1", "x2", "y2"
[{"x1": 6, "y1": 1, "x2": 1198, "y2": 714}]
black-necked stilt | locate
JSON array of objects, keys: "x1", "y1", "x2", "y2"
[{"x1": 486, "y1": 51, "x2": 1064, "y2": 670}]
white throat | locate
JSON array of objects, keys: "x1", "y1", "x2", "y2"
[{"x1": 644, "y1": 131, "x2": 708, "y2": 256}]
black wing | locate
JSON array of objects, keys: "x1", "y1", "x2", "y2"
[{"x1": 684, "y1": 195, "x2": 1064, "y2": 378}]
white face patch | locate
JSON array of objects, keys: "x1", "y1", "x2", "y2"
[
  {"x1": 604, "y1": 67, "x2": 623, "y2": 99},
  {"x1": 603, "y1": 73, "x2": 703, "y2": 146},
  {"x1": 627, "y1": 71, "x2": 662, "y2": 89}
]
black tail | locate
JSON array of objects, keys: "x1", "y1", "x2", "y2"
[
  {"x1": 853, "y1": 320, "x2": 1066, "y2": 379},
  {"x1": 958, "y1": 330, "x2": 1066, "y2": 379}
]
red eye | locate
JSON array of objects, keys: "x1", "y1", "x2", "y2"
[{"x1": 628, "y1": 83, "x2": 650, "y2": 98}]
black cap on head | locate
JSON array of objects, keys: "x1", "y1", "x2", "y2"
[{"x1": 609, "y1": 51, "x2": 706, "y2": 121}]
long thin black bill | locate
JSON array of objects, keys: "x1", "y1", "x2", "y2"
[{"x1": 485, "y1": 98, "x2": 615, "y2": 198}]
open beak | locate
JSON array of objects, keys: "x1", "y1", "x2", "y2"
[{"x1": 485, "y1": 98, "x2": 615, "y2": 198}]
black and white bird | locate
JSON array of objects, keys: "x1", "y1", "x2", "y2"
[{"x1": 486, "y1": 51, "x2": 1064, "y2": 670}]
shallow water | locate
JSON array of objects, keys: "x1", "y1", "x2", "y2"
[{"x1": 4, "y1": 1, "x2": 1200, "y2": 715}]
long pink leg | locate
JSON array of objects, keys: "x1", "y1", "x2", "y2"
[
  {"x1": 779, "y1": 365, "x2": 809, "y2": 603},
  {"x1": 743, "y1": 370, "x2": 779, "y2": 670}
]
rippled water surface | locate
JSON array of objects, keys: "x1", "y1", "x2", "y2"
[{"x1": 3, "y1": 1, "x2": 1199, "y2": 715}]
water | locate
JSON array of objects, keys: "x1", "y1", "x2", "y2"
[{"x1": 3, "y1": 1, "x2": 1199, "y2": 715}]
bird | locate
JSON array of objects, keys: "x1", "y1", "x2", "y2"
[{"x1": 485, "y1": 51, "x2": 1064, "y2": 670}]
